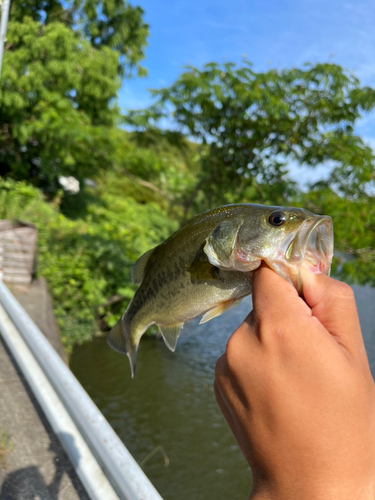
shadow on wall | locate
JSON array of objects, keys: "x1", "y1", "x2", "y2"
[{"x1": 0, "y1": 432, "x2": 88, "y2": 500}]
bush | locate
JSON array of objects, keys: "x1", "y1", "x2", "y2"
[{"x1": 0, "y1": 177, "x2": 177, "y2": 352}]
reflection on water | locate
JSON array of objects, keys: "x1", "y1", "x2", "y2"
[{"x1": 70, "y1": 286, "x2": 375, "y2": 500}]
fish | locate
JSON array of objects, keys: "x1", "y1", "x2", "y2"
[{"x1": 107, "y1": 203, "x2": 333, "y2": 377}]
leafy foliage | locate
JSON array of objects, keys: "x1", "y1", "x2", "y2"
[
  {"x1": 124, "y1": 129, "x2": 203, "y2": 202},
  {"x1": 297, "y1": 188, "x2": 375, "y2": 286},
  {"x1": 127, "y1": 61, "x2": 375, "y2": 216},
  {"x1": 10, "y1": 0, "x2": 149, "y2": 76},
  {"x1": 0, "y1": 177, "x2": 177, "y2": 351},
  {"x1": 2, "y1": 32, "x2": 375, "y2": 353},
  {"x1": 0, "y1": 0, "x2": 148, "y2": 190}
]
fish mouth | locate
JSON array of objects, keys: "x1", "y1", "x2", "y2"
[
  {"x1": 287, "y1": 216, "x2": 334, "y2": 291},
  {"x1": 270, "y1": 215, "x2": 334, "y2": 293}
]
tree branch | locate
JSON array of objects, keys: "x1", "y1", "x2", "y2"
[
  {"x1": 120, "y1": 167, "x2": 174, "y2": 201},
  {"x1": 101, "y1": 294, "x2": 126, "y2": 308}
]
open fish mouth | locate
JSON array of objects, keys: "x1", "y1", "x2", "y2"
[
  {"x1": 269, "y1": 215, "x2": 334, "y2": 292},
  {"x1": 287, "y1": 215, "x2": 334, "y2": 290},
  {"x1": 293, "y1": 216, "x2": 333, "y2": 273},
  {"x1": 302, "y1": 217, "x2": 333, "y2": 275}
]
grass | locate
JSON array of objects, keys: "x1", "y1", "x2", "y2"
[{"x1": 0, "y1": 430, "x2": 14, "y2": 469}]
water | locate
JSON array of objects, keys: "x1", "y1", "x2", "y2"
[{"x1": 70, "y1": 285, "x2": 375, "y2": 500}]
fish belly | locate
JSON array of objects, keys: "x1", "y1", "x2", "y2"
[{"x1": 129, "y1": 267, "x2": 253, "y2": 333}]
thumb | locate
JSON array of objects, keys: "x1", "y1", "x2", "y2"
[{"x1": 301, "y1": 266, "x2": 363, "y2": 355}]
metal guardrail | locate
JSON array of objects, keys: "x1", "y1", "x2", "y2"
[
  {"x1": 0, "y1": 301, "x2": 120, "y2": 500},
  {"x1": 0, "y1": 279, "x2": 164, "y2": 500},
  {"x1": 0, "y1": 0, "x2": 11, "y2": 80}
]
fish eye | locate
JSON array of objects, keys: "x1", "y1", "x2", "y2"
[{"x1": 268, "y1": 211, "x2": 287, "y2": 227}]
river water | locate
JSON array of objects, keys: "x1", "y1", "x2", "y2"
[{"x1": 70, "y1": 284, "x2": 375, "y2": 500}]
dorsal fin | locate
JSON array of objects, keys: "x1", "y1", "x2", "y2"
[
  {"x1": 131, "y1": 248, "x2": 155, "y2": 284},
  {"x1": 158, "y1": 322, "x2": 184, "y2": 352}
]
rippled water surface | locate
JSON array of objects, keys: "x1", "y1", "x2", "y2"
[{"x1": 70, "y1": 286, "x2": 375, "y2": 500}]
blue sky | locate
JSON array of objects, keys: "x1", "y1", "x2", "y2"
[{"x1": 119, "y1": 0, "x2": 375, "y2": 184}]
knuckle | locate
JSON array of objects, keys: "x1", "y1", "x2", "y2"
[
  {"x1": 224, "y1": 322, "x2": 257, "y2": 369},
  {"x1": 222, "y1": 331, "x2": 244, "y2": 374},
  {"x1": 225, "y1": 329, "x2": 243, "y2": 363},
  {"x1": 257, "y1": 315, "x2": 281, "y2": 341},
  {"x1": 333, "y1": 280, "x2": 355, "y2": 300},
  {"x1": 258, "y1": 315, "x2": 275, "y2": 333},
  {"x1": 214, "y1": 354, "x2": 226, "y2": 379}
]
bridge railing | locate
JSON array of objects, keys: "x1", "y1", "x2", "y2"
[{"x1": 0, "y1": 277, "x2": 163, "y2": 500}]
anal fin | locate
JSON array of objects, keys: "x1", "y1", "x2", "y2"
[
  {"x1": 199, "y1": 298, "x2": 243, "y2": 325},
  {"x1": 158, "y1": 322, "x2": 184, "y2": 352}
]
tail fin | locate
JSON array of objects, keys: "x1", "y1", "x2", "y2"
[{"x1": 107, "y1": 315, "x2": 139, "y2": 379}]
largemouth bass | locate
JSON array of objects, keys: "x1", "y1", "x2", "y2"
[{"x1": 108, "y1": 204, "x2": 333, "y2": 377}]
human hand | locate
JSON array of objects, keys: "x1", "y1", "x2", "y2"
[{"x1": 214, "y1": 265, "x2": 375, "y2": 500}]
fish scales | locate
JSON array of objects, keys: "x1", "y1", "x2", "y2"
[
  {"x1": 107, "y1": 203, "x2": 334, "y2": 377},
  {"x1": 126, "y1": 206, "x2": 252, "y2": 333}
]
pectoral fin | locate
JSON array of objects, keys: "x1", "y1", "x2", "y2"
[
  {"x1": 199, "y1": 298, "x2": 243, "y2": 324},
  {"x1": 188, "y1": 261, "x2": 219, "y2": 281},
  {"x1": 158, "y1": 322, "x2": 184, "y2": 352}
]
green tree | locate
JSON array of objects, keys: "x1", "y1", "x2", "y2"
[
  {"x1": 0, "y1": 176, "x2": 177, "y2": 350},
  {"x1": 127, "y1": 62, "x2": 375, "y2": 217},
  {"x1": 0, "y1": 0, "x2": 148, "y2": 191},
  {"x1": 296, "y1": 187, "x2": 375, "y2": 286}
]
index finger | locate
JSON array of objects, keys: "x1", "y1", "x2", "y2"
[
  {"x1": 249, "y1": 263, "x2": 311, "y2": 328},
  {"x1": 301, "y1": 268, "x2": 364, "y2": 356}
]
